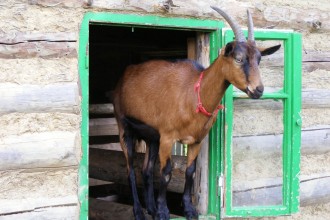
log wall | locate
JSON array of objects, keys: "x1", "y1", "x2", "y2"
[{"x1": 0, "y1": 0, "x2": 329, "y2": 219}]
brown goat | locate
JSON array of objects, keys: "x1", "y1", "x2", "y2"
[{"x1": 113, "y1": 6, "x2": 281, "y2": 220}]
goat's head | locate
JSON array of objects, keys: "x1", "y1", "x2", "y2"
[{"x1": 211, "y1": 6, "x2": 281, "y2": 99}]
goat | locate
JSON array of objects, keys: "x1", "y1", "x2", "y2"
[{"x1": 113, "y1": 6, "x2": 281, "y2": 220}]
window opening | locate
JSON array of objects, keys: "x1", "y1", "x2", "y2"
[{"x1": 221, "y1": 30, "x2": 302, "y2": 218}]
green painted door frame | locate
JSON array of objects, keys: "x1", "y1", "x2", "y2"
[{"x1": 78, "y1": 12, "x2": 224, "y2": 220}]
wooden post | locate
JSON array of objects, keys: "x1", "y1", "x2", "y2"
[{"x1": 194, "y1": 32, "x2": 210, "y2": 214}]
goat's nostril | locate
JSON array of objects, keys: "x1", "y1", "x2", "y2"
[{"x1": 256, "y1": 86, "x2": 264, "y2": 94}]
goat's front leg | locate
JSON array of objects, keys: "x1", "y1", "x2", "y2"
[
  {"x1": 183, "y1": 143, "x2": 201, "y2": 220},
  {"x1": 156, "y1": 138, "x2": 173, "y2": 220},
  {"x1": 142, "y1": 140, "x2": 159, "y2": 218}
]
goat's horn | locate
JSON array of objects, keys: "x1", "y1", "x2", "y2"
[
  {"x1": 247, "y1": 9, "x2": 255, "y2": 42},
  {"x1": 211, "y1": 6, "x2": 246, "y2": 42}
]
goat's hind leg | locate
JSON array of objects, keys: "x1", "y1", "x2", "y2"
[
  {"x1": 142, "y1": 140, "x2": 159, "y2": 218},
  {"x1": 183, "y1": 143, "x2": 201, "y2": 220},
  {"x1": 121, "y1": 127, "x2": 146, "y2": 220},
  {"x1": 156, "y1": 138, "x2": 173, "y2": 220}
]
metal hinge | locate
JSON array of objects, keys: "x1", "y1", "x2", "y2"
[{"x1": 218, "y1": 175, "x2": 224, "y2": 208}]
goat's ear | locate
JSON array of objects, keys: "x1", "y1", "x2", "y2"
[
  {"x1": 259, "y1": 44, "x2": 281, "y2": 56},
  {"x1": 224, "y1": 42, "x2": 235, "y2": 57}
]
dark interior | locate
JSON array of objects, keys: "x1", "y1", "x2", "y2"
[
  {"x1": 89, "y1": 24, "x2": 197, "y2": 104},
  {"x1": 89, "y1": 24, "x2": 199, "y2": 217}
]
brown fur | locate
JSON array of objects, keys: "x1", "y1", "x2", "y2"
[{"x1": 113, "y1": 40, "x2": 280, "y2": 219}]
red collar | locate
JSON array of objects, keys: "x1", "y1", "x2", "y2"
[{"x1": 194, "y1": 71, "x2": 224, "y2": 117}]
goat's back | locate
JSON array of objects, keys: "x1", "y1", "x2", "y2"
[{"x1": 114, "y1": 59, "x2": 203, "y2": 132}]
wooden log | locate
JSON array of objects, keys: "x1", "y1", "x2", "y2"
[
  {"x1": 90, "y1": 87, "x2": 330, "y2": 118},
  {"x1": 0, "y1": 167, "x2": 78, "y2": 215},
  {"x1": 89, "y1": 118, "x2": 118, "y2": 136},
  {"x1": 0, "y1": 41, "x2": 76, "y2": 59},
  {"x1": 232, "y1": 173, "x2": 330, "y2": 207},
  {"x1": 0, "y1": 83, "x2": 79, "y2": 115},
  {"x1": 234, "y1": 88, "x2": 330, "y2": 110},
  {"x1": 0, "y1": 131, "x2": 79, "y2": 170},
  {"x1": 89, "y1": 148, "x2": 186, "y2": 193},
  {"x1": 89, "y1": 103, "x2": 114, "y2": 114},
  {"x1": 233, "y1": 127, "x2": 330, "y2": 155},
  {"x1": 0, "y1": 32, "x2": 76, "y2": 44},
  {"x1": 27, "y1": 0, "x2": 84, "y2": 8},
  {"x1": 0, "y1": 205, "x2": 78, "y2": 220}
]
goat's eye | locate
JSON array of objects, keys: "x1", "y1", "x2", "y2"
[{"x1": 235, "y1": 57, "x2": 243, "y2": 64}]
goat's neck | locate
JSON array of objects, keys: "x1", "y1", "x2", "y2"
[{"x1": 199, "y1": 56, "x2": 228, "y2": 113}]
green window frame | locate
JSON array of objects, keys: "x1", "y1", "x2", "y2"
[
  {"x1": 78, "y1": 12, "x2": 224, "y2": 220},
  {"x1": 218, "y1": 30, "x2": 302, "y2": 218}
]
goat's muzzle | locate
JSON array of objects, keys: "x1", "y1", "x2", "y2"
[{"x1": 246, "y1": 85, "x2": 264, "y2": 99}]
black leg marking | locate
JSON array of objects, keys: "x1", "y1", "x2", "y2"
[
  {"x1": 124, "y1": 130, "x2": 146, "y2": 220},
  {"x1": 156, "y1": 159, "x2": 172, "y2": 220},
  {"x1": 142, "y1": 140, "x2": 159, "y2": 218},
  {"x1": 182, "y1": 159, "x2": 198, "y2": 220}
]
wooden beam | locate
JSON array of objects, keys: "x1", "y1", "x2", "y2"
[
  {"x1": 0, "y1": 83, "x2": 79, "y2": 115},
  {"x1": 89, "y1": 118, "x2": 119, "y2": 136},
  {"x1": 89, "y1": 103, "x2": 114, "y2": 114},
  {"x1": 0, "y1": 131, "x2": 79, "y2": 170},
  {"x1": 89, "y1": 148, "x2": 186, "y2": 193},
  {"x1": 194, "y1": 32, "x2": 210, "y2": 215}
]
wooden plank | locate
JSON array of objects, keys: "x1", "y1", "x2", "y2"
[
  {"x1": 233, "y1": 127, "x2": 330, "y2": 155},
  {"x1": 0, "y1": 41, "x2": 77, "y2": 59},
  {"x1": 0, "y1": 83, "x2": 79, "y2": 115},
  {"x1": 0, "y1": 205, "x2": 78, "y2": 220},
  {"x1": 89, "y1": 103, "x2": 114, "y2": 114},
  {"x1": 89, "y1": 148, "x2": 186, "y2": 193},
  {"x1": 0, "y1": 131, "x2": 79, "y2": 170},
  {"x1": 89, "y1": 118, "x2": 119, "y2": 136},
  {"x1": 90, "y1": 143, "x2": 121, "y2": 151}
]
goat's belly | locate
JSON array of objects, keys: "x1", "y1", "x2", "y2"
[{"x1": 180, "y1": 136, "x2": 197, "y2": 145}]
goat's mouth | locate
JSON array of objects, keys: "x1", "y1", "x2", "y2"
[{"x1": 246, "y1": 86, "x2": 263, "y2": 99}]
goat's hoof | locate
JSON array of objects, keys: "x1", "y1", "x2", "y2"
[
  {"x1": 146, "y1": 205, "x2": 157, "y2": 217},
  {"x1": 155, "y1": 212, "x2": 170, "y2": 220},
  {"x1": 184, "y1": 207, "x2": 198, "y2": 220}
]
